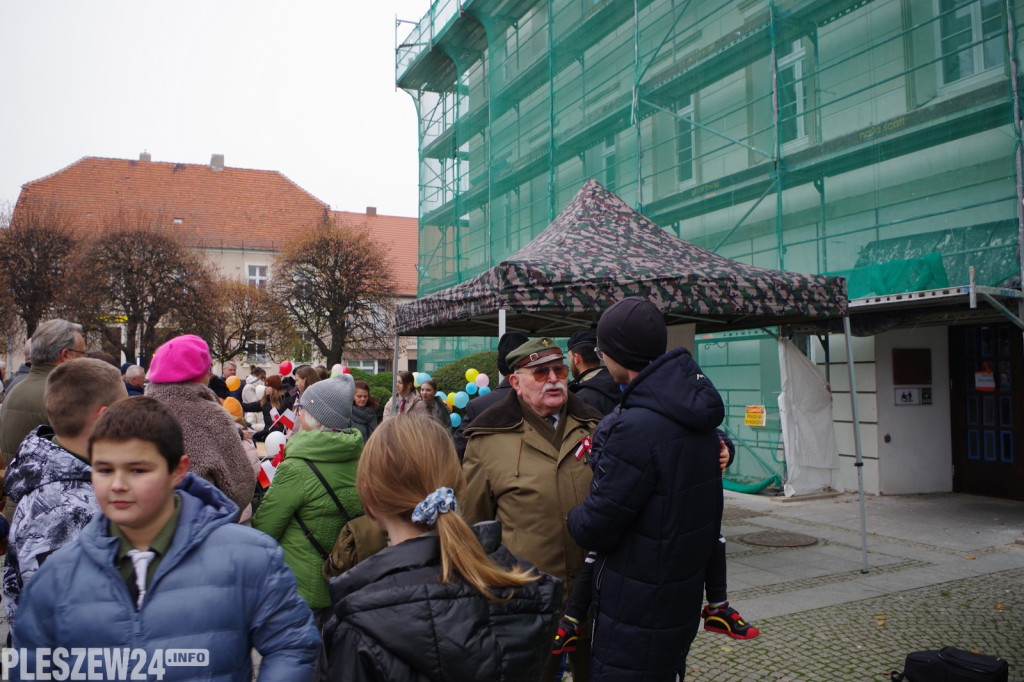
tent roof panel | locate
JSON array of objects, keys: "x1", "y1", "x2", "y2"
[{"x1": 396, "y1": 180, "x2": 847, "y2": 336}]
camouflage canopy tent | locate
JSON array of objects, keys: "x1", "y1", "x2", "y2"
[
  {"x1": 395, "y1": 179, "x2": 869, "y2": 568},
  {"x1": 395, "y1": 180, "x2": 848, "y2": 337}
]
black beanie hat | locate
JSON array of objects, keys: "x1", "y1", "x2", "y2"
[
  {"x1": 597, "y1": 297, "x2": 667, "y2": 371},
  {"x1": 497, "y1": 331, "x2": 530, "y2": 376}
]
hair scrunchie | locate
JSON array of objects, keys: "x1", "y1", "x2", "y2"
[{"x1": 411, "y1": 487, "x2": 457, "y2": 526}]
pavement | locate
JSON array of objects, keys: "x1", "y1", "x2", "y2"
[{"x1": 681, "y1": 490, "x2": 1024, "y2": 681}]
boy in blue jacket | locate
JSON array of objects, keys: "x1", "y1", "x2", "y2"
[{"x1": 10, "y1": 397, "x2": 320, "y2": 682}]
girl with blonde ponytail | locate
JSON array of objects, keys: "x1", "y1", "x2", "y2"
[{"x1": 321, "y1": 415, "x2": 561, "y2": 682}]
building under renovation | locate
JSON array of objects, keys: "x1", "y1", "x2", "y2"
[{"x1": 397, "y1": 0, "x2": 1024, "y2": 500}]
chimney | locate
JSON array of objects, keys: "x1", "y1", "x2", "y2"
[
  {"x1": 139, "y1": 151, "x2": 151, "y2": 162},
  {"x1": 366, "y1": 206, "x2": 377, "y2": 216},
  {"x1": 210, "y1": 154, "x2": 225, "y2": 171}
]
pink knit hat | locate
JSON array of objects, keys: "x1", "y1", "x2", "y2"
[{"x1": 148, "y1": 334, "x2": 211, "y2": 384}]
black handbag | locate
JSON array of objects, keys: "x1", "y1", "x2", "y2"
[{"x1": 891, "y1": 647, "x2": 1008, "y2": 682}]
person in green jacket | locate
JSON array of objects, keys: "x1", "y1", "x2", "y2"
[{"x1": 253, "y1": 373, "x2": 363, "y2": 628}]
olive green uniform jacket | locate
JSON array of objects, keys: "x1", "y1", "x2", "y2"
[
  {"x1": 1, "y1": 363, "x2": 57, "y2": 522},
  {"x1": 253, "y1": 427, "x2": 363, "y2": 609},
  {"x1": 462, "y1": 390, "x2": 602, "y2": 596},
  {"x1": 1, "y1": 364, "x2": 56, "y2": 468}
]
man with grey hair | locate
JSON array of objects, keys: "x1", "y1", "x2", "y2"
[
  {"x1": 123, "y1": 365, "x2": 146, "y2": 397},
  {"x1": 222, "y1": 360, "x2": 242, "y2": 400},
  {"x1": 1, "y1": 320, "x2": 85, "y2": 469}
]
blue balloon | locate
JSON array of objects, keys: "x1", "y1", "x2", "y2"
[
  {"x1": 478, "y1": 386, "x2": 491, "y2": 396},
  {"x1": 454, "y1": 391, "x2": 470, "y2": 409},
  {"x1": 466, "y1": 382, "x2": 478, "y2": 395},
  {"x1": 437, "y1": 391, "x2": 447, "y2": 403},
  {"x1": 420, "y1": 373, "x2": 432, "y2": 383},
  {"x1": 450, "y1": 413, "x2": 462, "y2": 428}
]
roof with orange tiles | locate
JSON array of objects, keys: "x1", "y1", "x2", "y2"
[
  {"x1": 330, "y1": 210, "x2": 418, "y2": 297},
  {"x1": 16, "y1": 157, "x2": 417, "y2": 296},
  {"x1": 15, "y1": 155, "x2": 419, "y2": 296},
  {"x1": 17, "y1": 156, "x2": 330, "y2": 251}
]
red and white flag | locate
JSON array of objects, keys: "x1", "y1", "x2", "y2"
[
  {"x1": 257, "y1": 460, "x2": 277, "y2": 489},
  {"x1": 269, "y1": 408, "x2": 296, "y2": 430}
]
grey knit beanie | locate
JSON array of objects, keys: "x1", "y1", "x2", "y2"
[{"x1": 301, "y1": 374, "x2": 355, "y2": 430}]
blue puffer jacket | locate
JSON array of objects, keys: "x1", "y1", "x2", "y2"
[
  {"x1": 13, "y1": 474, "x2": 321, "y2": 682},
  {"x1": 567, "y1": 347, "x2": 725, "y2": 682}
]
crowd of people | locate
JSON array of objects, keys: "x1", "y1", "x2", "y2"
[{"x1": 0, "y1": 299, "x2": 757, "y2": 681}]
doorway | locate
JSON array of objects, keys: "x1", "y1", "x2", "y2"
[{"x1": 949, "y1": 323, "x2": 1024, "y2": 500}]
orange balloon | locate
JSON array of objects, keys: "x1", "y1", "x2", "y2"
[{"x1": 225, "y1": 376, "x2": 241, "y2": 391}]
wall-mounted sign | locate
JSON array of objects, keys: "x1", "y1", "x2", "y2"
[
  {"x1": 744, "y1": 405, "x2": 766, "y2": 427},
  {"x1": 975, "y1": 363, "x2": 995, "y2": 392},
  {"x1": 894, "y1": 387, "x2": 933, "y2": 406},
  {"x1": 893, "y1": 348, "x2": 932, "y2": 385},
  {"x1": 895, "y1": 388, "x2": 920, "y2": 405}
]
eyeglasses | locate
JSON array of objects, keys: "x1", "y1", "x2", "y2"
[
  {"x1": 63, "y1": 347, "x2": 86, "y2": 357},
  {"x1": 594, "y1": 346, "x2": 605, "y2": 360},
  {"x1": 518, "y1": 363, "x2": 569, "y2": 382}
]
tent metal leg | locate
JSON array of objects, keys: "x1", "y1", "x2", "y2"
[
  {"x1": 843, "y1": 316, "x2": 869, "y2": 573},
  {"x1": 498, "y1": 308, "x2": 506, "y2": 338}
]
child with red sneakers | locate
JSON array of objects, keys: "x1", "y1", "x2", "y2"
[{"x1": 552, "y1": 430, "x2": 758, "y2": 656}]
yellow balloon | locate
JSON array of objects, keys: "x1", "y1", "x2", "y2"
[
  {"x1": 446, "y1": 393, "x2": 455, "y2": 406},
  {"x1": 465, "y1": 368, "x2": 479, "y2": 382}
]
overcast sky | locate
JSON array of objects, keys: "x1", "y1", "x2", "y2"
[{"x1": 0, "y1": 1, "x2": 431, "y2": 218}]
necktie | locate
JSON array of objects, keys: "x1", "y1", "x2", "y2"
[
  {"x1": 400, "y1": 397, "x2": 407, "y2": 414},
  {"x1": 545, "y1": 415, "x2": 557, "y2": 428},
  {"x1": 127, "y1": 549, "x2": 156, "y2": 608}
]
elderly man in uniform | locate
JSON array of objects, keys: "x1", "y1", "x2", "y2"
[{"x1": 462, "y1": 337, "x2": 602, "y2": 682}]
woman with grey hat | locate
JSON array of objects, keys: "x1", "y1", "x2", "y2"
[{"x1": 253, "y1": 373, "x2": 364, "y2": 631}]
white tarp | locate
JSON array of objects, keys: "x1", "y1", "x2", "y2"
[{"x1": 778, "y1": 338, "x2": 841, "y2": 497}]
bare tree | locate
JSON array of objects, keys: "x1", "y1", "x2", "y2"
[
  {"x1": 209, "y1": 279, "x2": 300, "y2": 364},
  {"x1": 0, "y1": 198, "x2": 79, "y2": 336},
  {"x1": 74, "y1": 208, "x2": 218, "y2": 367},
  {"x1": 269, "y1": 213, "x2": 395, "y2": 366},
  {"x1": 0, "y1": 202, "x2": 23, "y2": 360}
]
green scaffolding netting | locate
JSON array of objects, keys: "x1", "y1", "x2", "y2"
[{"x1": 398, "y1": 0, "x2": 1024, "y2": 483}]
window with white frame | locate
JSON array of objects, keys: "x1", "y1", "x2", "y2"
[
  {"x1": 346, "y1": 360, "x2": 377, "y2": 373},
  {"x1": 938, "y1": 0, "x2": 1002, "y2": 85},
  {"x1": 244, "y1": 339, "x2": 268, "y2": 362},
  {"x1": 777, "y1": 40, "x2": 808, "y2": 146},
  {"x1": 247, "y1": 264, "x2": 268, "y2": 288},
  {"x1": 676, "y1": 95, "x2": 695, "y2": 185}
]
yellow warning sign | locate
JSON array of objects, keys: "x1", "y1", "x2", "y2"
[{"x1": 744, "y1": 405, "x2": 766, "y2": 427}]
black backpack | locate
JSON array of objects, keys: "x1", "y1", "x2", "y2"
[{"x1": 891, "y1": 647, "x2": 1008, "y2": 682}]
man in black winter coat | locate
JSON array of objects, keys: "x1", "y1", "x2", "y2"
[
  {"x1": 567, "y1": 298, "x2": 725, "y2": 682},
  {"x1": 566, "y1": 331, "x2": 620, "y2": 417}
]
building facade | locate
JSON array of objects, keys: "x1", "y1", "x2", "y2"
[{"x1": 398, "y1": 0, "x2": 1024, "y2": 499}]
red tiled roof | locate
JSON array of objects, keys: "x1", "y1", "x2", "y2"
[
  {"x1": 330, "y1": 210, "x2": 419, "y2": 297},
  {"x1": 16, "y1": 156, "x2": 420, "y2": 296}
]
